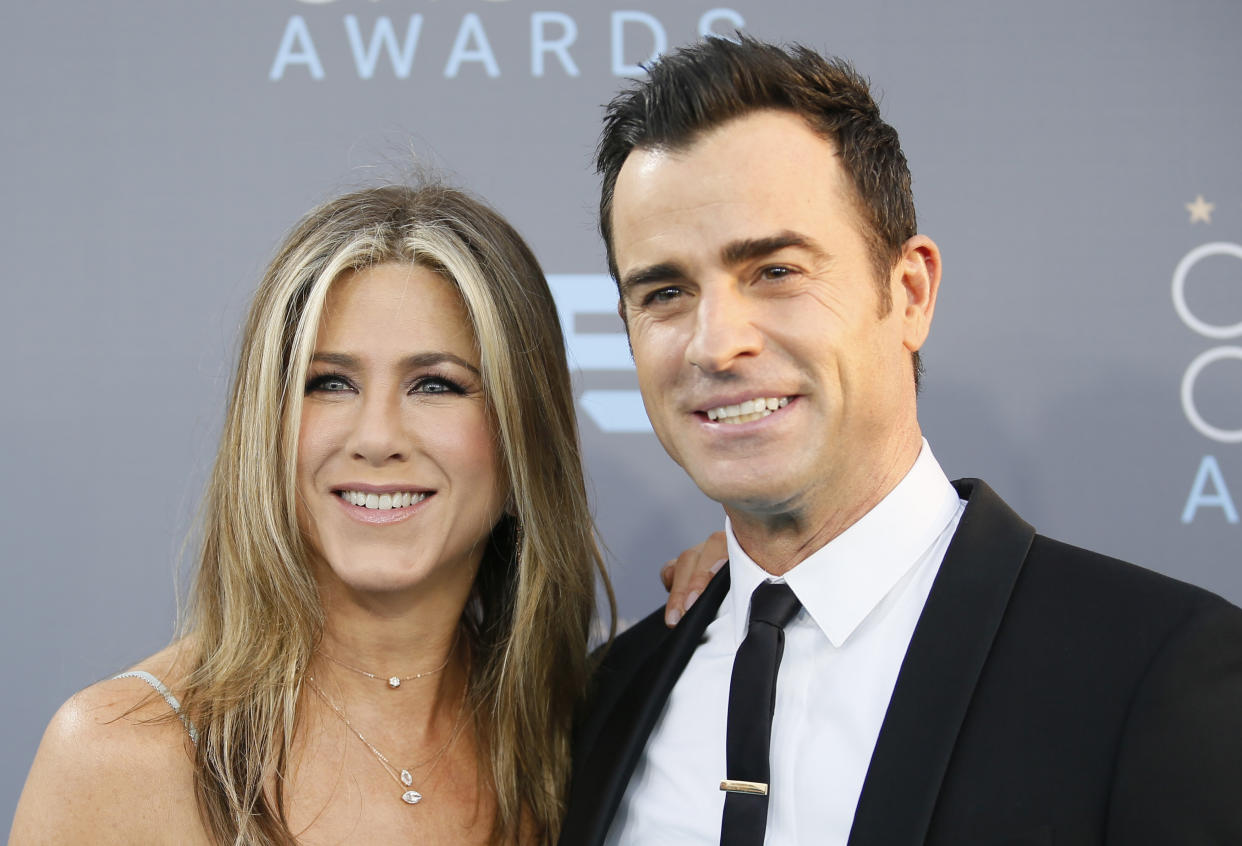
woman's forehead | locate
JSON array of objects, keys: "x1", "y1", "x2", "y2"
[{"x1": 316, "y1": 262, "x2": 477, "y2": 360}]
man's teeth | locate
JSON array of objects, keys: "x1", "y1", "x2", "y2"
[
  {"x1": 705, "y1": 396, "x2": 790, "y2": 424},
  {"x1": 339, "y1": 491, "x2": 429, "y2": 510}
]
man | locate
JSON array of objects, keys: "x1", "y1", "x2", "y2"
[{"x1": 561, "y1": 37, "x2": 1242, "y2": 846}]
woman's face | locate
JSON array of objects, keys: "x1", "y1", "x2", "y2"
[{"x1": 296, "y1": 262, "x2": 507, "y2": 598}]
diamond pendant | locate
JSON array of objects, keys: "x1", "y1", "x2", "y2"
[
  {"x1": 402, "y1": 790, "x2": 423, "y2": 805},
  {"x1": 401, "y1": 770, "x2": 413, "y2": 786},
  {"x1": 388, "y1": 676, "x2": 401, "y2": 689}
]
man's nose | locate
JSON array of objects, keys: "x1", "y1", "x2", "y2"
[{"x1": 685, "y1": 285, "x2": 764, "y2": 373}]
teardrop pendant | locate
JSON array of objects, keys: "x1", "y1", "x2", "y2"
[{"x1": 402, "y1": 790, "x2": 423, "y2": 805}]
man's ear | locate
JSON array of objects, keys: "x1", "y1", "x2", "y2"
[{"x1": 895, "y1": 234, "x2": 941, "y2": 353}]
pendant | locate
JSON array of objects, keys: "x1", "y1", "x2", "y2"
[
  {"x1": 401, "y1": 770, "x2": 413, "y2": 786},
  {"x1": 388, "y1": 676, "x2": 401, "y2": 689},
  {"x1": 402, "y1": 790, "x2": 423, "y2": 805}
]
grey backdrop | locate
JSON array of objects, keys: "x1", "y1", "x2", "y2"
[{"x1": 4, "y1": 0, "x2": 1241, "y2": 829}]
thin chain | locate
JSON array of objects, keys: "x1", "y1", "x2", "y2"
[
  {"x1": 319, "y1": 629, "x2": 461, "y2": 688},
  {"x1": 306, "y1": 675, "x2": 469, "y2": 804}
]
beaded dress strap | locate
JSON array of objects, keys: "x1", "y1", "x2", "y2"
[{"x1": 114, "y1": 670, "x2": 199, "y2": 744}]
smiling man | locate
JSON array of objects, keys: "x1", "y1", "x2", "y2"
[{"x1": 560, "y1": 38, "x2": 1242, "y2": 846}]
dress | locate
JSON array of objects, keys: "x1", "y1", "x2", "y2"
[{"x1": 114, "y1": 670, "x2": 198, "y2": 743}]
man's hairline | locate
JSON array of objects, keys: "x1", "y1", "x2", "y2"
[{"x1": 604, "y1": 120, "x2": 900, "y2": 317}]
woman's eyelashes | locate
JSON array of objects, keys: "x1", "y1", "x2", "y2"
[
  {"x1": 303, "y1": 370, "x2": 471, "y2": 397},
  {"x1": 411, "y1": 372, "x2": 469, "y2": 396},
  {"x1": 305, "y1": 372, "x2": 355, "y2": 395}
]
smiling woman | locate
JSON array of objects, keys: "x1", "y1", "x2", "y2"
[
  {"x1": 297, "y1": 264, "x2": 509, "y2": 599},
  {"x1": 10, "y1": 184, "x2": 613, "y2": 845}
]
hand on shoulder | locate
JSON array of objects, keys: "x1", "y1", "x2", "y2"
[
  {"x1": 660, "y1": 531, "x2": 728, "y2": 627},
  {"x1": 9, "y1": 645, "x2": 206, "y2": 846}
]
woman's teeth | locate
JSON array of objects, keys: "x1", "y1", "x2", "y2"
[
  {"x1": 706, "y1": 396, "x2": 790, "y2": 424},
  {"x1": 338, "y1": 491, "x2": 429, "y2": 510}
]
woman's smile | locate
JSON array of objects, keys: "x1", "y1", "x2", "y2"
[{"x1": 331, "y1": 487, "x2": 435, "y2": 524}]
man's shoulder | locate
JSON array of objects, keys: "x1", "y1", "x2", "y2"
[
  {"x1": 593, "y1": 604, "x2": 677, "y2": 683},
  {"x1": 1023, "y1": 531, "x2": 1237, "y2": 611},
  {"x1": 1019, "y1": 531, "x2": 1241, "y2": 633},
  {"x1": 954, "y1": 476, "x2": 1237, "y2": 618}
]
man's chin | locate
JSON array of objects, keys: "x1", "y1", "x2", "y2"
[{"x1": 696, "y1": 477, "x2": 801, "y2": 518}]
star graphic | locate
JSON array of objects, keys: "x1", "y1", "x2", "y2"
[{"x1": 1185, "y1": 194, "x2": 1215, "y2": 224}]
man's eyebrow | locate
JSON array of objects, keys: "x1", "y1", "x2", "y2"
[
  {"x1": 721, "y1": 231, "x2": 826, "y2": 266},
  {"x1": 618, "y1": 262, "x2": 686, "y2": 297},
  {"x1": 311, "y1": 351, "x2": 480, "y2": 376}
]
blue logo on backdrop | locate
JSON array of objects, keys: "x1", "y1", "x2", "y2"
[
  {"x1": 547, "y1": 274, "x2": 650, "y2": 435},
  {"x1": 269, "y1": 6, "x2": 746, "y2": 81},
  {"x1": 1174, "y1": 223, "x2": 1242, "y2": 524}
]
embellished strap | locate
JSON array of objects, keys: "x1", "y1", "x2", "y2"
[{"x1": 114, "y1": 670, "x2": 199, "y2": 744}]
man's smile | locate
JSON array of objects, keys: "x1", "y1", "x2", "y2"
[{"x1": 702, "y1": 395, "x2": 792, "y2": 424}]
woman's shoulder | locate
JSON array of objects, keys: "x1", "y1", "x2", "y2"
[{"x1": 10, "y1": 642, "x2": 208, "y2": 845}]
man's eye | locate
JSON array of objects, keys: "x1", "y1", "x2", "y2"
[
  {"x1": 760, "y1": 266, "x2": 794, "y2": 281},
  {"x1": 643, "y1": 286, "x2": 683, "y2": 306}
]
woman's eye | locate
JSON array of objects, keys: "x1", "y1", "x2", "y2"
[
  {"x1": 305, "y1": 373, "x2": 354, "y2": 394},
  {"x1": 412, "y1": 375, "x2": 466, "y2": 395}
]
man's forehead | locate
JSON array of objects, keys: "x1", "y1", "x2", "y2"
[
  {"x1": 616, "y1": 113, "x2": 845, "y2": 207},
  {"x1": 612, "y1": 114, "x2": 855, "y2": 268}
]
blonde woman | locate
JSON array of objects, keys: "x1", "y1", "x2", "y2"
[{"x1": 13, "y1": 184, "x2": 627, "y2": 845}]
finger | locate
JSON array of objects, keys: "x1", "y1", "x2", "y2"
[
  {"x1": 660, "y1": 561, "x2": 675, "y2": 590},
  {"x1": 683, "y1": 557, "x2": 727, "y2": 614},
  {"x1": 664, "y1": 547, "x2": 699, "y2": 627},
  {"x1": 681, "y1": 530, "x2": 727, "y2": 609}
]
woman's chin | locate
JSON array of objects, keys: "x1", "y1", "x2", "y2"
[{"x1": 315, "y1": 555, "x2": 476, "y2": 606}]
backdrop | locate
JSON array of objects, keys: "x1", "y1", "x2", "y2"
[{"x1": 4, "y1": 0, "x2": 1240, "y2": 827}]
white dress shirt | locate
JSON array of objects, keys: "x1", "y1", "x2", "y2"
[{"x1": 605, "y1": 441, "x2": 964, "y2": 846}]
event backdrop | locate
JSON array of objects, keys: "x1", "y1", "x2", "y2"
[{"x1": 3, "y1": 0, "x2": 1240, "y2": 827}]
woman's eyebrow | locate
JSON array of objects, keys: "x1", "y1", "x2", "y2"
[
  {"x1": 311, "y1": 351, "x2": 480, "y2": 377},
  {"x1": 399, "y1": 352, "x2": 480, "y2": 377},
  {"x1": 310, "y1": 352, "x2": 357, "y2": 368}
]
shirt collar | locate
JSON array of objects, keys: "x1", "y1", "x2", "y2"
[{"x1": 724, "y1": 439, "x2": 961, "y2": 648}]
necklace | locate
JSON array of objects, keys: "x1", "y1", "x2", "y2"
[
  {"x1": 319, "y1": 630, "x2": 461, "y2": 689},
  {"x1": 306, "y1": 675, "x2": 469, "y2": 805}
]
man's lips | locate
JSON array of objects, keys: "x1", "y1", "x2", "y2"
[{"x1": 699, "y1": 395, "x2": 792, "y2": 425}]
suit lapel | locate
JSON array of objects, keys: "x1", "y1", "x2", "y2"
[
  {"x1": 561, "y1": 568, "x2": 732, "y2": 846},
  {"x1": 847, "y1": 479, "x2": 1035, "y2": 846}
]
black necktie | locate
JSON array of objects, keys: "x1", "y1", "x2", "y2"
[{"x1": 720, "y1": 581, "x2": 803, "y2": 846}]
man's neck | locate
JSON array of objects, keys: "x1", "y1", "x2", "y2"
[{"x1": 726, "y1": 434, "x2": 924, "y2": 576}]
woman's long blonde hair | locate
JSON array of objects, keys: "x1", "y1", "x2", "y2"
[{"x1": 179, "y1": 184, "x2": 612, "y2": 844}]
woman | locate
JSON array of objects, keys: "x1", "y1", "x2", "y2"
[{"x1": 12, "y1": 184, "x2": 614, "y2": 844}]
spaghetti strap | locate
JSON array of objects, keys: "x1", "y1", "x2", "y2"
[{"x1": 114, "y1": 670, "x2": 199, "y2": 744}]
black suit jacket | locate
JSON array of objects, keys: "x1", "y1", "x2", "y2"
[{"x1": 561, "y1": 479, "x2": 1242, "y2": 845}]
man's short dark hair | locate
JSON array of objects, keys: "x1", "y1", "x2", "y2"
[{"x1": 596, "y1": 36, "x2": 923, "y2": 383}]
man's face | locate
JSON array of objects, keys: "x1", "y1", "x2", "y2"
[{"x1": 611, "y1": 110, "x2": 935, "y2": 528}]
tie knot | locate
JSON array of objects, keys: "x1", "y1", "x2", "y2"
[{"x1": 748, "y1": 581, "x2": 801, "y2": 629}]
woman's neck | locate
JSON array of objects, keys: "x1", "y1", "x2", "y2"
[{"x1": 311, "y1": 576, "x2": 473, "y2": 732}]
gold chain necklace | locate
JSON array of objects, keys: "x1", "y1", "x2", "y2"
[
  {"x1": 306, "y1": 676, "x2": 469, "y2": 805},
  {"x1": 319, "y1": 629, "x2": 461, "y2": 690}
]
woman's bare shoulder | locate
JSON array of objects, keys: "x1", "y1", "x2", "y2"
[{"x1": 9, "y1": 642, "x2": 209, "y2": 845}]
